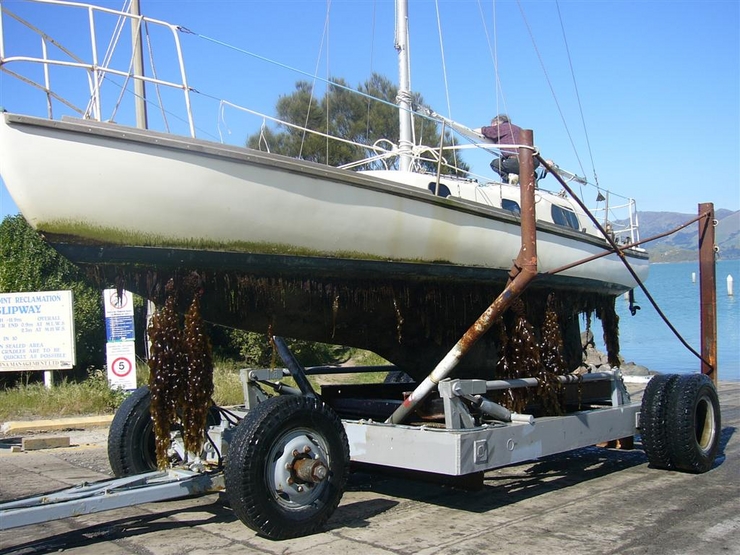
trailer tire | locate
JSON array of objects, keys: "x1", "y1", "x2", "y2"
[
  {"x1": 225, "y1": 395, "x2": 349, "y2": 540},
  {"x1": 108, "y1": 386, "x2": 157, "y2": 477},
  {"x1": 666, "y1": 373, "x2": 721, "y2": 473},
  {"x1": 640, "y1": 374, "x2": 680, "y2": 469},
  {"x1": 384, "y1": 370, "x2": 414, "y2": 384}
]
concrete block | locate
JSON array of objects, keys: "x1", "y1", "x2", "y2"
[
  {"x1": 21, "y1": 436, "x2": 71, "y2": 451},
  {"x1": 1, "y1": 415, "x2": 114, "y2": 434}
]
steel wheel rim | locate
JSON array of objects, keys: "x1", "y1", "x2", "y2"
[
  {"x1": 696, "y1": 393, "x2": 717, "y2": 453},
  {"x1": 266, "y1": 427, "x2": 331, "y2": 510}
]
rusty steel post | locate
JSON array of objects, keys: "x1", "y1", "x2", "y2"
[
  {"x1": 698, "y1": 203, "x2": 718, "y2": 384},
  {"x1": 516, "y1": 129, "x2": 538, "y2": 276},
  {"x1": 386, "y1": 130, "x2": 539, "y2": 425}
]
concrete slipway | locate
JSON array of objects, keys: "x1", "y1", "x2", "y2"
[{"x1": 0, "y1": 380, "x2": 737, "y2": 555}]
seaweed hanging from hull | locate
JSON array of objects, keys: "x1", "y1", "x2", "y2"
[
  {"x1": 88, "y1": 264, "x2": 623, "y2": 386},
  {"x1": 147, "y1": 280, "x2": 215, "y2": 468},
  {"x1": 181, "y1": 292, "x2": 214, "y2": 455},
  {"x1": 147, "y1": 281, "x2": 185, "y2": 469},
  {"x1": 597, "y1": 297, "x2": 621, "y2": 368},
  {"x1": 537, "y1": 293, "x2": 567, "y2": 415},
  {"x1": 492, "y1": 295, "x2": 566, "y2": 416}
]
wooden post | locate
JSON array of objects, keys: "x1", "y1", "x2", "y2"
[{"x1": 698, "y1": 202, "x2": 717, "y2": 384}]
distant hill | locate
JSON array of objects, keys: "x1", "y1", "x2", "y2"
[{"x1": 625, "y1": 209, "x2": 739, "y2": 262}]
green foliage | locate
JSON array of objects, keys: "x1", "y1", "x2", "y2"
[
  {"x1": 225, "y1": 330, "x2": 346, "y2": 368},
  {"x1": 344, "y1": 348, "x2": 390, "y2": 367},
  {"x1": 0, "y1": 215, "x2": 105, "y2": 373},
  {"x1": 247, "y1": 73, "x2": 469, "y2": 175}
]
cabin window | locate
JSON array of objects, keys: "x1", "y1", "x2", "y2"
[
  {"x1": 502, "y1": 199, "x2": 521, "y2": 215},
  {"x1": 428, "y1": 182, "x2": 451, "y2": 198},
  {"x1": 551, "y1": 205, "x2": 580, "y2": 230}
]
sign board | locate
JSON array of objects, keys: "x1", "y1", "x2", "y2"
[
  {"x1": 103, "y1": 289, "x2": 137, "y2": 390},
  {"x1": 103, "y1": 289, "x2": 135, "y2": 342},
  {"x1": 0, "y1": 290, "x2": 76, "y2": 371},
  {"x1": 106, "y1": 340, "x2": 137, "y2": 390}
]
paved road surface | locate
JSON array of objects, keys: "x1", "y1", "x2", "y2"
[{"x1": 0, "y1": 381, "x2": 738, "y2": 555}]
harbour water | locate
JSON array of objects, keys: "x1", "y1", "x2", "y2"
[{"x1": 596, "y1": 259, "x2": 740, "y2": 381}]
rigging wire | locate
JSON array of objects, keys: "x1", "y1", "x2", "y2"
[
  {"x1": 516, "y1": 0, "x2": 587, "y2": 197},
  {"x1": 85, "y1": 0, "x2": 130, "y2": 120},
  {"x1": 364, "y1": 1, "x2": 378, "y2": 147},
  {"x1": 477, "y1": 0, "x2": 509, "y2": 131},
  {"x1": 298, "y1": 0, "x2": 332, "y2": 160},
  {"x1": 324, "y1": 0, "x2": 331, "y2": 165},
  {"x1": 434, "y1": 0, "x2": 458, "y2": 169},
  {"x1": 555, "y1": 0, "x2": 599, "y2": 189},
  {"x1": 144, "y1": 21, "x2": 170, "y2": 133},
  {"x1": 107, "y1": 47, "x2": 137, "y2": 123},
  {"x1": 0, "y1": 7, "x2": 86, "y2": 117},
  {"x1": 539, "y1": 155, "x2": 714, "y2": 370}
]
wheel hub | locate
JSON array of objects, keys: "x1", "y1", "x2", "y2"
[{"x1": 271, "y1": 433, "x2": 329, "y2": 505}]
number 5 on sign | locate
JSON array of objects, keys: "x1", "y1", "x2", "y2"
[{"x1": 106, "y1": 341, "x2": 137, "y2": 390}]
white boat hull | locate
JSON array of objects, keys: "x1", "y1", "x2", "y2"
[{"x1": 0, "y1": 113, "x2": 647, "y2": 290}]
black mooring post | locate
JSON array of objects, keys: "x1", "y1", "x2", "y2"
[{"x1": 698, "y1": 202, "x2": 718, "y2": 384}]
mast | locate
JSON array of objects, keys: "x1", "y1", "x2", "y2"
[
  {"x1": 130, "y1": 0, "x2": 148, "y2": 129},
  {"x1": 130, "y1": 0, "x2": 154, "y2": 359},
  {"x1": 395, "y1": 0, "x2": 413, "y2": 172}
]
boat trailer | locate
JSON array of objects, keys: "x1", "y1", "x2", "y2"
[{"x1": 0, "y1": 353, "x2": 722, "y2": 539}]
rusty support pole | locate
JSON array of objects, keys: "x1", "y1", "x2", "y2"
[
  {"x1": 386, "y1": 130, "x2": 538, "y2": 425},
  {"x1": 698, "y1": 203, "x2": 717, "y2": 384}
]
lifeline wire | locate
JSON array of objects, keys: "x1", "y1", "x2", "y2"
[{"x1": 179, "y1": 26, "x2": 407, "y2": 119}]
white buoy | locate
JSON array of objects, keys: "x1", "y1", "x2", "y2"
[
  {"x1": 728, "y1": 275, "x2": 734, "y2": 297},
  {"x1": 692, "y1": 272, "x2": 696, "y2": 283}
]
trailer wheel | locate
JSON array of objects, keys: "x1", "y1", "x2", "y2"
[
  {"x1": 108, "y1": 386, "x2": 157, "y2": 477},
  {"x1": 225, "y1": 395, "x2": 349, "y2": 540},
  {"x1": 640, "y1": 374, "x2": 680, "y2": 469},
  {"x1": 666, "y1": 374, "x2": 721, "y2": 473},
  {"x1": 384, "y1": 370, "x2": 414, "y2": 384},
  {"x1": 108, "y1": 386, "x2": 222, "y2": 477}
]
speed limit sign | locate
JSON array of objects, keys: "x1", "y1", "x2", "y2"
[
  {"x1": 111, "y1": 357, "x2": 133, "y2": 377},
  {"x1": 106, "y1": 342, "x2": 137, "y2": 390}
]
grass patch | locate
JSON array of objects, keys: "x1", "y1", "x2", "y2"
[
  {"x1": 0, "y1": 350, "x2": 394, "y2": 422},
  {"x1": 0, "y1": 370, "x2": 126, "y2": 421}
]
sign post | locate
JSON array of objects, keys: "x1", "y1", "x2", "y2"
[
  {"x1": 103, "y1": 289, "x2": 137, "y2": 390},
  {"x1": 0, "y1": 290, "x2": 76, "y2": 387}
]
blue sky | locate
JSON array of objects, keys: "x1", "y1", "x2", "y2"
[{"x1": 1, "y1": 0, "x2": 738, "y2": 220}]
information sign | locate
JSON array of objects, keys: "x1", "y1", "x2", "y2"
[
  {"x1": 103, "y1": 289, "x2": 137, "y2": 389},
  {"x1": 0, "y1": 290, "x2": 76, "y2": 371},
  {"x1": 103, "y1": 289, "x2": 135, "y2": 342}
]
